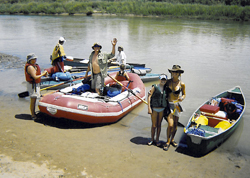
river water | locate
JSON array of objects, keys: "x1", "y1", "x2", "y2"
[{"x1": 0, "y1": 15, "x2": 250, "y2": 156}]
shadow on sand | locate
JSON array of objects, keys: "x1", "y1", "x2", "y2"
[
  {"x1": 130, "y1": 136, "x2": 167, "y2": 149},
  {"x1": 15, "y1": 112, "x2": 110, "y2": 129},
  {"x1": 174, "y1": 133, "x2": 211, "y2": 158}
]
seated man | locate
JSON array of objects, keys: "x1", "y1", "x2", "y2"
[{"x1": 110, "y1": 46, "x2": 126, "y2": 65}]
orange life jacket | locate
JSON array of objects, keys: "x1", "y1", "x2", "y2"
[{"x1": 25, "y1": 63, "x2": 41, "y2": 84}]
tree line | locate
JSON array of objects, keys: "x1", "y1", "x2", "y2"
[{"x1": 0, "y1": 0, "x2": 250, "y2": 21}]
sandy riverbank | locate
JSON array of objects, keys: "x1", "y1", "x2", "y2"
[{"x1": 0, "y1": 53, "x2": 250, "y2": 178}]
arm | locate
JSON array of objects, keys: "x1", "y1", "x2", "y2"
[
  {"x1": 125, "y1": 72, "x2": 130, "y2": 81},
  {"x1": 178, "y1": 82, "x2": 186, "y2": 102},
  {"x1": 147, "y1": 87, "x2": 155, "y2": 114},
  {"x1": 27, "y1": 66, "x2": 47, "y2": 80},
  {"x1": 85, "y1": 65, "x2": 90, "y2": 78},
  {"x1": 115, "y1": 71, "x2": 119, "y2": 80},
  {"x1": 111, "y1": 38, "x2": 117, "y2": 55}
]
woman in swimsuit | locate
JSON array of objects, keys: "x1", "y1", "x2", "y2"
[
  {"x1": 147, "y1": 74, "x2": 168, "y2": 147},
  {"x1": 163, "y1": 65, "x2": 186, "y2": 151}
]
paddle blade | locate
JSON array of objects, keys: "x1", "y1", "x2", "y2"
[{"x1": 18, "y1": 91, "x2": 29, "y2": 98}]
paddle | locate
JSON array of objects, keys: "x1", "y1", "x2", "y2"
[
  {"x1": 107, "y1": 73, "x2": 148, "y2": 105},
  {"x1": 64, "y1": 65, "x2": 119, "y2": 73},
  {"x1": 18, "y1": 76, "x2": 85, "y2": 98}
]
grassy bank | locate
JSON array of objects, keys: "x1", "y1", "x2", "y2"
[{"x1": 0, "y1": 0, "x2": 250, "y2": 21}]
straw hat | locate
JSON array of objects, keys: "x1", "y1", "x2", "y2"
[
  {"x1": 168, "y1": 65, "x2": 184, "y2": 74},
  {"x1": 92, "y1": 42, "x2": 102, "y2": 50}
]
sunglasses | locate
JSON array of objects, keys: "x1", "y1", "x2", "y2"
[{"x1": 94, "y1": 45, "x2": 101, "y2": 48}]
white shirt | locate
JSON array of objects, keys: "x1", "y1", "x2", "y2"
[{"x1": 116, "y1": 51, "x2": 126, "y2": 65}]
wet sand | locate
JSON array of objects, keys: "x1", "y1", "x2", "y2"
[{"x1": 1, "y1": 53, "x2": 250, "y2": 177}]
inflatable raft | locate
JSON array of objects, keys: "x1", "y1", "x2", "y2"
[{"x1": 38, "y1": 72, "x2": 146, "y2": 124}]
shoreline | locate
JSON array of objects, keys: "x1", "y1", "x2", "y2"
[{"x1": 0, "y1": 12, "x2": 237, "y2": 21}]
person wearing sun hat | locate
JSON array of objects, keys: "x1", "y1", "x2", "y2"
[
  {"x1": 163, "y1": 65, "x2": 186, "y2": 151},
  {"x1": 110, "y1": 45, "x2": 127, "y2": 65},
  {"x1": 46, "y1": 37, "x2": 67, "y2": 75},
  {"x1": 85, "y1": 38, "x2": 117, "y2": 95},
  {"x1": 25, "y1": 53, "x2": 48, "y2": 120},
  {"x1": 147, "y1": 74, "x2": 168, "y2": 147}
]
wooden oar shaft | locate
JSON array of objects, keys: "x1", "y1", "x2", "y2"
[{"x1": 107, "y1": 74, "x2": 148, "y2": 105}]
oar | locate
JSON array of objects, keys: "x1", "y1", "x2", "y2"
[
  {"x1": 107, "y1": 73, "x2": 148, "y2": 105},
  {"x1": 18, "y1": 76, "x2": 85, "y2": 98},
  {"x1": 65, "y1": 66, "x2": 119, "y2": 73},
  {"x1": 108, "y1": 66, "x2": 120, "y2": 70}
]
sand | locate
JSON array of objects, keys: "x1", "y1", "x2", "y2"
[{"x1": 0, "y1": 53, "x2": 250, "y2": 178}]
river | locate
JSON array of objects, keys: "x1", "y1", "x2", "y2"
[{"x1": 0, "y1": 15, "x2": 250, "y2": 158}]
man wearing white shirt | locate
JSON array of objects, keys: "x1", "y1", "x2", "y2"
[{"x1": 111, "y1": 46, "x2": 126, "y2": 65}]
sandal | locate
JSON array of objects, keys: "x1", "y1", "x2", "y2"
[
  {"x1": 171, "y1": 141, "x2": 178, "y2": 147},
  {"x1": 163, "y1": 143, "x2": 170, "y2": 151},
  {"x1": 147, "y1": 140, "x2": 154, "y2": 146},
  {"x1": 156, "y1": 141, "x2": 161, "y2": 147},
  {"x1": 31, "y1": 115, "x2": 37, "y2": 120}
]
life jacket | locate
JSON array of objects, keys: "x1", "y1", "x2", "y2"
[
  {"x1": 150, "y1": 84, "x2": 167, "y2": 108},
  {"x1": 51, "y1": 43, "x2": 66, "y2": 63},
  {"x1": 25, "y1": 63, "x2": 41, "y2": 84},
  {"x1": 115, "y1": 71, "x2": 128, "y2": 81}
]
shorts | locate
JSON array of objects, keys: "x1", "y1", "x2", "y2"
[
  {"x1": 153, "y1": 108, "x2": 165, "y2": 113},
  {"x1": 91, "y1": 73, "x2": 103, "y2": 90},
  {"x1": 169, "y1": 102, "x2": 181, "y2": 117},
  {"x1": 27, "y1": 82, "x2": 40, "y2": 99}
]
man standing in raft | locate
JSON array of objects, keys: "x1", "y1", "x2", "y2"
[
  {"x1": 25, "y1": 53, "x2": 47, "y2": 120},
  {"x1": 85, "y1": 38, "x2": 117, "y2": 95}
]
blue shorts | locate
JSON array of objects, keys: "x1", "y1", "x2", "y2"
[{"x1": 153, "y1": 108, "x2": 165, "y2": 113}]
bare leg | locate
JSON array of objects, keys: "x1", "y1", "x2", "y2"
[
  {"x1": 95, "y1": 88, "x2": 100, "y2": 95},
  {"x1": 170, "y1": 116, "x2": 179, "y2": 142},
  {"x1": 163, "y1": 113, "x2": 174, "y2": 151},
  {"x1": 155, "y1": 111, "x2": 164, "y2": 143},
  {"x1": 30, "y1": 97, "x2": 36, "y2": 118},
  {"x1": 150, "y1": 111, "x2": 158, "y2": 143}
]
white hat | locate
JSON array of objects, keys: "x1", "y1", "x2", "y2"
[
  {"x1": 27, "y1": 53, "x2": 37, "y2": 62},
  {"x1": 59, "y1": 36, "x2": 66, "y2": 42},
  {"x1": 159, "y1": 74, "x2": 167, "y2": 80}
]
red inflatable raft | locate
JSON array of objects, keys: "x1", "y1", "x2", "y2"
[{"x1": 38, "y1": 72, "x2": 146, "y2": 124}]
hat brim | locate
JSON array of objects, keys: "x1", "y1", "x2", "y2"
[
  {"x1": 168, "y1": 69, "x2": 184, "y2": 74},
  {"x1": 92, "y1": 45, "x2": 102, "y2": 50}
]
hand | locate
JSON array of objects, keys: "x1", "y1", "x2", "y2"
[
  {"x1": 112, "y1": 38, "x2": 117, "y2": 46},
  {"x1": 43, "y1": 70, "x2": 48, "y2": 77},
  {"x1": 148, "y1": 107, "x2": 152, "y2": 114},
  {"x1": 178, "y1": 97, "x2": 184, "y2": 102}
]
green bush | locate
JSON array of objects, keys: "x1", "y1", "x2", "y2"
[{"x1": 1, "y1": 0, "x2": 250, "y2": 21}]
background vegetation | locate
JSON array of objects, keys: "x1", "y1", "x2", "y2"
[{"x1": 0, "y1": 0, "x2": 250, "y2": 21}]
